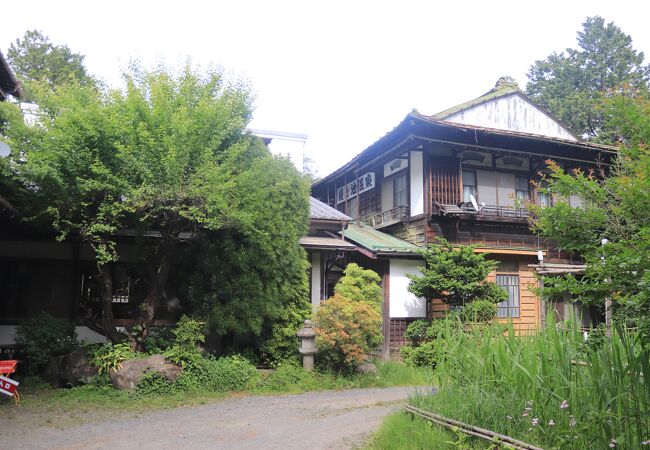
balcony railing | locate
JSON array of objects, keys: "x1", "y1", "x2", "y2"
[
  {"x1": 362, "y1": 206, "x2": 409, "y2": 228},
  {"x1": 435, "y1": 202, "x2": 530, "y2": 220}
]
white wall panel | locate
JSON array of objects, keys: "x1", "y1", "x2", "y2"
[{"x1": 389, "y1": 259, "x2": 426, "y2": 318}]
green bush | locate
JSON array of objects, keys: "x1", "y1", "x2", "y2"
[
  {"x1": 163, "y1": 316, "x2": 206, "y2": 367},
  {"x1": 401, "y1": 340, "x2": 446, "y2": 369},
  {"x1": 15, "y1": 312, "x2": 79, "y2": 373},
  {"x1": 334, "y1": 263, "x2": 383, "y2": 312},
  {"x1": 91, "y1": 342, "x2": 136, "y2": 374},
  {"x1": 460, "y1": 300, "x2": 497, "y2": 323},
  {"x1": 136, "y1": 371, "x2": 174, "y2": 395},
  {"x1": 258, "y1": 362, "x2": 318, "y2": 392},
  {"x1": 404, "y1": 320, "x2": 429, "y2": 346},
  {"x1": 173, "y1": 354, "x2": 259, "y2": 392},
  {"x1": 143, "y1": 327, "x2": 176, "y2": 353}
]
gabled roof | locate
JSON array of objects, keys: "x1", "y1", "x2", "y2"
[
  {"x1": 432, "y1": 77, "x2": 579, "y2": 141},
  {"x1": 341, "y1": 223, "x2": 421, "y2": 256},
  {"x1": 309, "y1": 196, "x2": 351, "y2": 221}
]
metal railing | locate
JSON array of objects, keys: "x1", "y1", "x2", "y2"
[{"x1": 362, "y1": 205, "x2": 409, "y2": 228}]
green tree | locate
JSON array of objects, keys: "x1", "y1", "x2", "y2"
[
  {"x1": 407, "y1": 239, "x2": 506, "y2": 308},
  {"x1": 7, "y1": 30, "x2": 94, "y2": 98},
  {"x1": 334, "y1": 263, "x2": 383, "y2": 312},
  {"x1": 526, "y1": 16, "x2": 649, "y2": 140},
  {"x1": 531, "y1": 96, "x2": 650, "y2": 341},
  {"x1": 0, "y1": 64, "x2": 310, "y2": 349}
]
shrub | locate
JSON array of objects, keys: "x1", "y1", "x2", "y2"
[
  {"x1": 15, "y1": 312, "x2": 79, "y2": 373},
  {"x1": 405, "y1": 320, "x2": 430, "y2": 346},
  {"x1": 334, "y1": 263, "x2": 383, "y2": 312},
  {"x1": 260, "y1": 297, "x2": 310, "y2": 367},
  {"x1": 143, "y1": 327, "x2": 176, "y2": 353},
  {"x1": 163, "y1": 316, "x2": 206, "y2": 367},
  {"x1": 314, "y1": 293, "x2": 382, "y2": 372},
  {"x1": 258, "y1": 362, "x2": 318, "y2": 392},
  {"x1": 460, "y1": 300, "x2": 497, "y2": 323},
  {"x1": 401, "y1": 340, "x2": 446, "y2": 369},
  {"x1": 173, "y1": 354, "x2": 259, "y2": 392},
  {"x1": 136, "y1": 371, "x2": 174, "y2": 395},
  {"x1": 91, "y1": 342, "x2": 136, "y2": 374}
]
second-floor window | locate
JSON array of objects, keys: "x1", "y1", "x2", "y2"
[
  {"x1": 515, "y1": 176, "x2": 530, "y2": 202},
  {"x1": 536, "y1": 181, "x2": 552, "y2": 208},
  {"x1": 393, "y1": 173, "x2": 407, "y2": 207},
  {"x1": 462, "y1": 170, "x2": 477, "y2": 203}
]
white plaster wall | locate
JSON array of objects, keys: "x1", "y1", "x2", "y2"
[
  {"x1": 445, "y1": 94, "x2": 577, "y2": 141},
  {"x1": 477, "y1": 170, "x2": 497, "y2": 205},
  {"x1": 311, "y1": 252, "x2": 322, "y2": 310},
  {"x1": 569, "y1": 194, "x2": 584, "y2": 208},
  {"x1": 497, "y1": 172, "x2": 516, "y2": 206},
  {"x1": 409, "y1": 151, "x2": 424, "y2": 216},
  {"x1": 389, "y1": 259, "x2": 426, "y2": 318},
  {"x1": 0, "y1": 325, "x2": 106, "y2": 345}
]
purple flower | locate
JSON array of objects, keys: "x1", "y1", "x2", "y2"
[
  {"x1": 609, "y1": 438, "x2": 617, "y2": 448},
  {"x1": 532, "y1": 418, "x2": 539, "y2": 426},
  {"x1": 641, "y1": 440, "x2": 649, "y2": 446},
  {"x1": 560, "y1": 400, "x2": 569, "y2": 409},
  {"x1": 506, "y1": 415, "x2": 513, "y2": 421},
  {"x1": 548, "y1": 419, "x2": 555, "y2": 426},
  {"x1": 569, "y1": 415, "x2": 577, "y2": 428}
]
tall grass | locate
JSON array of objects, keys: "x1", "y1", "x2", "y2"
[{"x1": 412, "y1": 317, "x2": 650, "y2": 449}]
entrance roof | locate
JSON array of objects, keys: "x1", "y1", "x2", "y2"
[{"x1": 341, "y1": 223, "x2": 421, "y2": 257}]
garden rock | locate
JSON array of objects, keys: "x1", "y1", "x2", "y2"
[
  {"x1": 110, "y1": 354, "x2": 182, "y2": 391},
  {"x1": 355, "y1": 362, "x2": 377, "y2": 375},
  {"x1": 44, "y1": 348, "x2": 98, "y2": 388}
]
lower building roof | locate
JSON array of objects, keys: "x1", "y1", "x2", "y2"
[{"x1": 340, "y1": 223, "x2": 421, "y2": 256}]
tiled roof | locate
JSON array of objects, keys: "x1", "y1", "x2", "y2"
[
  {"x1": 341, "y1": 223, "x2": 421, "y2": 256},
  {"x1": 310, "y1": 197, "x2": 351, "y2": 221}
]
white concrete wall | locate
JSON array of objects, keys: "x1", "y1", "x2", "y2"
[
  {"x1": 389, "y1": 259, "x2": 426, "y2": 318},
  {"x1": 0, "y1": 325, "x2": 107, "y2": 345},
  {"x1": 445, "y1": 94, "x2": 577, "y2": 141},
  {"x1": 310, "y1": 252, "x2": 322, "y2": 310},
  {"x1": 409, "y1": 151, "x2": 424, "y2": 216}
]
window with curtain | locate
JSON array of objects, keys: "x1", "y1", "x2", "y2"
[
  {"x1": 462, "y1": 170, "x2": 477, "y2": 203},
  {"x1": 393, "y1": 173, "x2": 408, "y2": 207},
  {"x1": 515, "y1": 176, "x2": 530, "y2": 202},
  {"x1": 496, "y1": 274, "x2": 520, "y2": 318}
]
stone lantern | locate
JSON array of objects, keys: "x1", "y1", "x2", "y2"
[{"x1": 297, "y1": 320, "x2": 317, "y2": 371}]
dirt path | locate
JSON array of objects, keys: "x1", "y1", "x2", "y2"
[{"x1": 2, "y1": 387, "x2": 417, "y2": 449}]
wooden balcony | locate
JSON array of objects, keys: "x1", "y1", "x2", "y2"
[{"x1": 362, "y1": 206, "x2": 409, "y2": 229}]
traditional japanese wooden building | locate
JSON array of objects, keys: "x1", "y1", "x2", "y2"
[{"x1": 311, "y1": 78, "x2": 615, "y2": 354}]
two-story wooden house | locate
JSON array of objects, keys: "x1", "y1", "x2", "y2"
[{"x1": 311, "y1": 78, "x2": 616, "y2": 355}]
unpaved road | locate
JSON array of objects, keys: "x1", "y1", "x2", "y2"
[{"x1": 2, "y1": 387, "x2": 418, "y2": 449}]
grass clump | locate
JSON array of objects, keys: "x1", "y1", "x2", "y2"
[{"x1": 410, "y1": 317, "x2": 650, "y2": 449}]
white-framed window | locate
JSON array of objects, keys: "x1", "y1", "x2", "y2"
[
  {"x1": 496, "y1": 274, "x2": 520, "y2": 318},
  {"x1": 393, "y1": 173, "x2": 408, "y2": 207},
  {"x1": 462, "y1": 170, "x2": 477, "y2": 203},
  {"x1": 536, "y1": 181, "x2": 552, "y2": 208}
]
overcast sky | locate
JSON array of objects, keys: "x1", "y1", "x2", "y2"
[{"x1": 2, "y1": 1, "x2": 649, "y2": 176}]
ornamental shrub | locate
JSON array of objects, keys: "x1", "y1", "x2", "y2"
[
  {"x1": 314, "y1": 293, "x2": 382, "y2": 372},
  {"x1": 334, "y1": 263, "x2": 383, "y2": 312},
  {"x1": 15, "y1": 312, "x2": 79, "y2": 373},
  {"x1": 91, "y1": 342, "x2": 137, "y2": 374},
  {"x1": 173, "y1": 354, "x2": 259, "y2": 392},
  {"x1": 401, "y1": 340, "x2": 447, "y2": 369},
  {"x1": 460, "y1": 300, "x2": 497, "y2": 323},
  {"x1": 404, "y1": 320, "x2": 430, "y2": 346}
]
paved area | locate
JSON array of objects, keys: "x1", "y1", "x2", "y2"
[{"x1": 2, "y1": 387, "x2": 416, "y2": 449}]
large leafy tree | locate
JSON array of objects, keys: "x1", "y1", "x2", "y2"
[
  {"x1": 0, "y1": 64, "x2": 310, "y2": 349},
  {"x1": 7, "y1": 30, "x2": 94, "y2": 98},
  {"x1": 526, "y1": 16, "x2": 649, "y2": 141},
  {"x1": 532, "y1": 94, "x2": 650, "y2": 342}
]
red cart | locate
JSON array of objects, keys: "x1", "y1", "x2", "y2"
[{"x1": 0, "y1": 360, "x2": 20, "y2": 404}]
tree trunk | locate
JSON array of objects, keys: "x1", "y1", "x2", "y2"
[
  {"x1": 97, "y1": 263, "x2": 124, "y2": 343},
  {"x1": 135, "y1": 249, "x2": 172, "y2": 352}
]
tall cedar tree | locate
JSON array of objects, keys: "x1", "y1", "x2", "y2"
[
  {"x1": 0, "y1": 65, "x2": 310, "y2": 350},
  {"x1": 408, "y1": 239, "x2": 506, "y2": 308},
  {"x1": 526, "y1": 16, "x2": 649, "y2": 141}
]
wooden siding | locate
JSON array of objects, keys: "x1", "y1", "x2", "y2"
[
  {"x1": 385, "y1": 219, "x2": 426, "y2": 246},
  {"x1": 429, "y1": 165, "x2": 461, "y2": 207},
  {"x1": 429, "y1": 259, "x2": 540, "y2": 334}
]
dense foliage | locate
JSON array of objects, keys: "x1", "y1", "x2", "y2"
[
  {"x1": 526, "y1": 16, "x2": 649, "y2": 141},
  {"x1": 0, "y1": 61, "x2": 310, "y2": 350},
  {"x1": 412, "y1": 321, "x2": 649, "y2": 449},
  {"x1": 15, "y1": 313, "x2": 78, "y2": 374},
  {"x1": 333, "y1": 263, "x2": 383, "y2": 312},
  {"x1": 407, "y1": 239, "x2": 506, "y2": 308},
  {"x1": 532, "y1": 95, "x2": 650, "y2": 341},
  {"x1": 401, "y1": 317, "x2": 461, "y2": 369},
  {"x1": 314, "y1": 293, "x2": 382, "y2": 372}
]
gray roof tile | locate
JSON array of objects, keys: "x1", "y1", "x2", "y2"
[{"x1": 310, "y1": 197, "x2": 351, "y2": 221}]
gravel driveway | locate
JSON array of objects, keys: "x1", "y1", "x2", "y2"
[{"x1": 3, "y1": 387, "x2": 417, "y2": 449}]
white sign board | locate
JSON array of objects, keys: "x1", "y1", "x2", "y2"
[
  {"x1": 0, "y1": 375, "x2": 18, "y2": 397},
  {"x1": 336, "y1": 172, "x2": 375, "y2": 204},
  {"x1": 384, "y1": 157, "x2": 408, "y2": 177}
]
